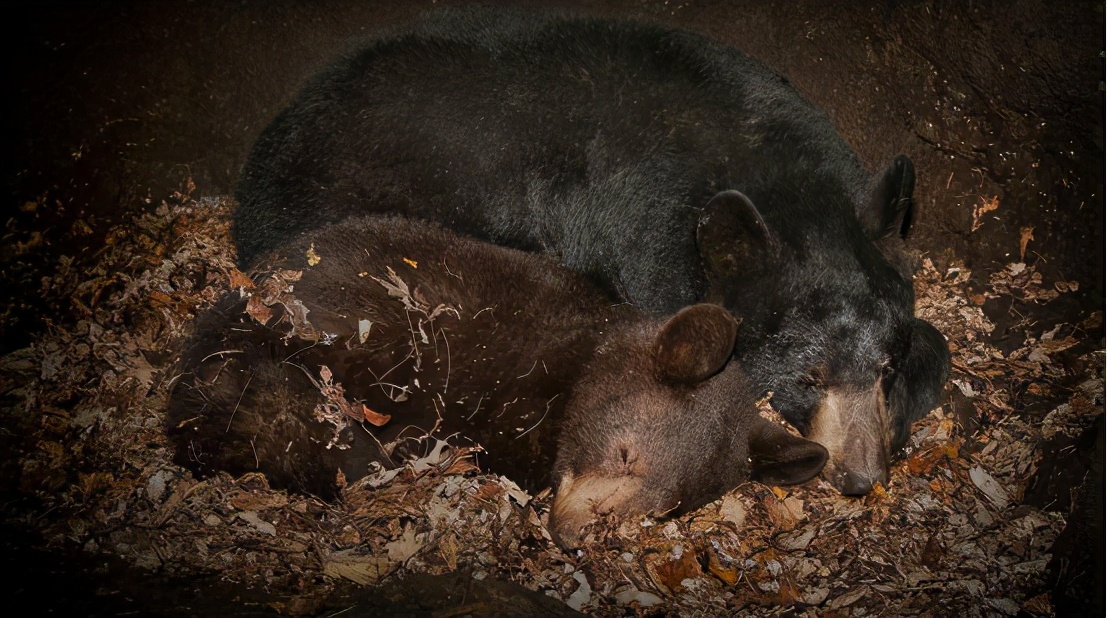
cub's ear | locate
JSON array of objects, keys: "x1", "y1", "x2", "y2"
[
  {"x1": 696, "y1": 190, "x2": 775, "y2": 281},
  {"x1": 654, "y1": 304, "x2": 738, "y2": 384},
  {"x1": 748, "y1": 417, "x2": 829, "y2": 486},
  {"x1": 860, "y1": 154, "x2": 915, "y2": 240}
]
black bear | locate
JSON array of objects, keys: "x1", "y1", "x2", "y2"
[
  {"x1": 167, "y1": 216, "x2": 827, "y2": 547},
  {"x1": 232, "y1": 10, "x2": 949, "y2": 494}
]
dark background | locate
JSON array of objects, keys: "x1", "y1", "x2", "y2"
[{"x1": 4, "y1": 0, "x2": 1103, "y2": 354}]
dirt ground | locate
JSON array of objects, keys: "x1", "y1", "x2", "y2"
[{"x1": 2, "y1": 1, "x2": 1103, "y2": 616}]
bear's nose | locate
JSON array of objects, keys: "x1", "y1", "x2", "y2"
[{"x1": 838, "y1": 471, "x2": 880, "y2": 496}]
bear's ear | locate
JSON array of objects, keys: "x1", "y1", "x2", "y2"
[
  {"x1": 748, "y1": 417, "x2": 829, "y2": 486},
  {"x1": 654, "y1": 304, "x2": 738, "y2": 384},
  {"x1": 696, "y1": 190, "x2": 775, "y2": 281},
  {"x1": 860, "y1": 154, "x2": 915, "y2": 240},
  {"x1": 886, "y1": 318, "x2": 951, "y2": 449}
]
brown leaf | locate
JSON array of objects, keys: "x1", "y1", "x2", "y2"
[
  {"x1": 322, "y1": 549, "x2": 395, "y2": 586},
  {"x1": 1018, "y1": 226, "x2": 1034, "y2": 261},
  {"x1": 971, "y1": 195, "x2": 1000, "y2": 232},
  {"x1": 245, "y1": 294, "x2": 273, "y2": 325},
  {"x1": 707, "y1": 550, "x2": 738, "y2": 585},
  {"x1": 229, "y1": 490, "x2": 289, "y2": 511},
  {"x1": 773, "y1": 578, "x2": 803, "y2": 606},
  {"x1": 906, "y1": 443, "x2": 959, "y2": 476},
  {"x1": 645, "y1": 547, "x2": 703, "y2": 594},
  {"x1": 764, "y1": 493, "x2": 803, "y2": 531},
  {"x1": 228, "y1": 268, "x2": 255, "y2": 290},
  {"x1": 475, "y1": 481, "x2": 503, "y2": 502},
  {"x1": 438, "y1": 532, "x2": 459, "y2": 571},
  {"x1": 443, "y1": 454, "x2": 480, "y2": 477},
  {"x1": 828, "y1": 585, "x2": 870, "y2": 610},
  {"x1": 148, "y1": 290, "x2": 173, "y2": 306},
  {"x1": 920, "y1": 533, "x2": 945, "y2": 569},
  {"x1": 1021, "y1": 592, "x2": 1054, "y2": 616},
  {"x1": 362, "y1": 404, "x2": 392, "y2": 427}
]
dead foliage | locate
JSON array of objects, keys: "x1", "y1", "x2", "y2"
[{"x1": 0, "y1": 188, "x2": 1101, "y2": 616}]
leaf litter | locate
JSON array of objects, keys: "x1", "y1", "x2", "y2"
[{"x1": 0, "y1": 187, "x2": 1101, "y2": 616}]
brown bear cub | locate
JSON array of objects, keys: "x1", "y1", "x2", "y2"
[{"x1": 168, "y1": 215, "x2": 827, "y2": 547}]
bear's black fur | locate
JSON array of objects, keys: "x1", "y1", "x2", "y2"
[
  {"x1": 168, "y1": 216, "x2": 827, "y2": 546},
  {"x1": 232, "y1": 10, "x2": 949, "y2": 494}
]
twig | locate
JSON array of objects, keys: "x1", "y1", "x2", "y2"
[
  {"x1": 224, "y1": 370, "x2": 255, "y2": 432},
  {"x1": 516, "y1": 394, "x2": 559, "y2": 439}
]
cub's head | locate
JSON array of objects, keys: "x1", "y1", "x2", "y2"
[{"x1": 549, "y1": 304, "x2": 827, "y2": 549}]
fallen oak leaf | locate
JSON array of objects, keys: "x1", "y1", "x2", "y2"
[{"x1": 645, "y1": 545, "x2": 703, "y2": 594}]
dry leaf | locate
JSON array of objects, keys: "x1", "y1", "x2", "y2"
[
  {"x1": 362, "y1": 404, "x2": 392, "y2": 426},
  {"x1": 236, "y1": 511, "x2": 276, "y2": 536},
  {"x1": 968, "y1": 465, "x2": 1011, "y2": 509},
  {"x1": 229, "y1": 491, "x2": 289, "y2": 511},
  {"x1": 322, "y1": 549, "x2": 394, "y2": 586},
  {"x1": 228, "y1": 268, "x2": 254, "y2": 290},
  {"x1": 717, "y1": 494, "x2": 746, "y2": 527},
  {"x1": 442, "y1": 454, "x2": 480, "y2": 476},
  {"x1": 828, "y1": 585, "x2": 870, "y2": 609},
  {"x1": 1018, "y1": 226, "x2": 1034, "y2": 261},
  {"x1": 645, "y1": 547, "x2": 703, "y2": 594},
  {"x1": 245, "y1": 294, "x2": 273, "y2": 325},
  {"x1": 385, "y1": 524, "x2": 423, "y2": 563},
  {"x1": 764, "y1": 493, "x2": 800, "y2": 531},
  {"x1": 971, "y1": 195, "x2": 1000, "y2": 232},
  {"x1": 305, "y1": 243, "x2": 321, "y2": 266},
  {"x1": 438, "y1": 532, "x2": 459, "y2": 571},
  {"x1": 906, "y1": 444, "x2": 956, "y2": 475},
  {"x1": 707, "y1": 550, "x2": 738, "y2": 584}
]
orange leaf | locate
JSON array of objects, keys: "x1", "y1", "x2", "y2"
[
  {"x1": 361, "y1": 404, "x2": 392, "y2": 426},
  {"x1": 228, "y1": 268, "x2": 255, "y2": 290},
  {"x1": 707, "y1": 550, "x2": 739, "y2": 585},
  {"x1": 1018, "y1": 226, "x2": 1034, "y2": 262},
  {"x1": 648, "y1": 547, "x2": 703, "y2": 593}
]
